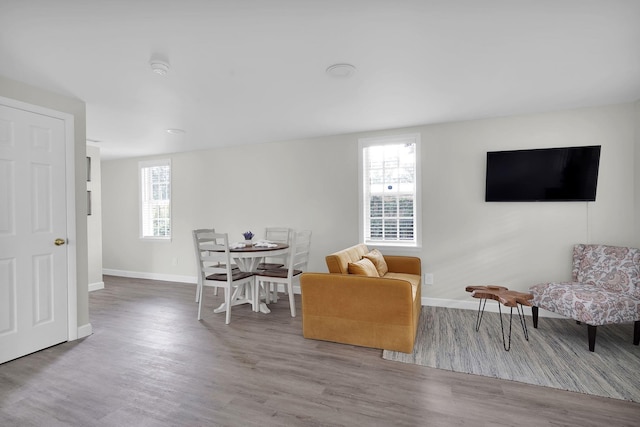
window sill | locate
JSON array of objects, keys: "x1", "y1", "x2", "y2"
[
  {"x1": 365, "y1": 242, "x2": 422, "y2": 254},
  {"x1": 140, "y1": 237, "x2": 172, "y2": 242}
]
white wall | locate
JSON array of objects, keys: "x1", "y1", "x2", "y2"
[
  {"x1": 103, "y1": 135, "x2": 356, "y2": 281},
  {"x1": 102, "y1": 102, "x2": 639, "y2": 304},
  {"x1": 635, "y1": 100, "x2": 640, "y2": 245},
  {"x1": 421, "y1": 103, "x2": 637, "y2": 304}
]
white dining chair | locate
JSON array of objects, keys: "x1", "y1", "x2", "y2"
[
  {"x1": 193, "y1": 228, "x2": 240, "y2": 302},
  {"x1": 254, "y1": 229, "x2": 311, "y2": 317},
  {"x1": 257, "y1": 227, "x2": 292, "y2": 270},
  {"x1": 192, "y1": 230, "x2": 255, "y2": 324},
  {"x1": 193, "y1": 228, "x2": 215, "y2": 303}
]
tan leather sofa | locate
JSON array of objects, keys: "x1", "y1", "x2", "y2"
[{"x1": 300, "y1": 244, "x2": 422, "y2": 353}]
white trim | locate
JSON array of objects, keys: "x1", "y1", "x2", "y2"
[
  {"x1": 370, "y1": 245, "x2": 423, "y2": 256},
  {"x1": 103, "y1": 268, "x2": 196, "y2": 284},
  {"x1": 65, "y1": 113, "x2": 78, "y2": 340},
  {"x1": 270, "y1": 283, "x2": 301, "y2": 295},
  {"x1": 88, "y1": 281, "x2": 105, "y2": 292},
  {"x1": 105, "y1": 269, "x2": 567, "y2": 316},
  {"x1": 0, "y1": 96, "x2": 78, "y2": 342},
  {"x1": 103, "y1": 270, "x2": 305, "y2": 295},
  {"x1": 422, "y1": 297, "x2": 568, "y2": 318},
  {"x1": 77, "y1": 323, "x2": 93, "y2": 339}
]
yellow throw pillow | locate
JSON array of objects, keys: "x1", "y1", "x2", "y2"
[
  {"x1": 348, "y1": 258, "x2": 379, "y2": 277},
  {"x1": 363, "y1": 249, "x2": 388, "y2": 276}
]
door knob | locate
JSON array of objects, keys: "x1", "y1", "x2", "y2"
[{"x1": 54, "y1": 238, "x2": 66, "y2": 246}]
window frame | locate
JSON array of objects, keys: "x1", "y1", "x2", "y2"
[
  {"x1": 139, "y1": 158, "x2": 172, "y2": 241},
  {"x1": 358, "y1": 134, "x2": 422, "y2": 248}
]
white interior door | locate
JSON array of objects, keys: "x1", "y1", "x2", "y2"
[{"x1": 0, "y1": 103, "x2": 69, "y2": 364}]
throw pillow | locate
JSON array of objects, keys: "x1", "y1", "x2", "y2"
[
  {"x1": 348, "y1": 258, "x2": 379, "y2": 277},
  {"x1": 363, "y1": 249, "x2": 388, "y2": 276}
]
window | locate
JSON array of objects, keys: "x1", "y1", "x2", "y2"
[
  {"x1": 139, "y1": 159, "x2": 171, "y2": 239},
  {"x1": 359, "y1": 134, "x2": 421, "y2": 247}
]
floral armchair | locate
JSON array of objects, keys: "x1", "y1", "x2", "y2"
[{"x1": 529, "y1": 244, "x2": 640, "y2": 352}]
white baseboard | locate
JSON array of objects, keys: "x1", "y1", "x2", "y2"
[
  {"x1": 103, "y1": 269, "x2": 196, "y2": 284},
  {"x1": 422, "y1": 297, "x2": 567, "y2": 318},
  {"x1": 77, "y1": 323, "x2": 92, "y2": 339},
  {"x1": 88, "y1": 281, "x2": 104, "y2": 292},
  {"x1": 103, "y1": 269, "x2": 304, "y2": 295},
  {"x1": 267, "y1": 283, "x2": 301, "y2": 294},
  {"x1": 100, "y1": 271, "x2": 563, "y2": 319}
]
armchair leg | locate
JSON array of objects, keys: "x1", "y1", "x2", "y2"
[
  {"x1": 587, "y1": 325, "x2": 597, "y2": 352},
  {"x1": 634, "y1": 321, "x2": 640, "y2": 346},
  {"x1": 532, "y1": 306, "x2": 539, "y2": 328}
]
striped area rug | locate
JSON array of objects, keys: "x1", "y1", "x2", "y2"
[{"x1": 383, "y1": 306, "x2": 640, "y2": 402}]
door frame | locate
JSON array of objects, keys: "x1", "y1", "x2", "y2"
[{"x1": 1, "y1": 95, "x2": 78, "y2": 341}]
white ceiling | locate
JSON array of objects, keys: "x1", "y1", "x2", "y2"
[{"x1": 1, "y1": 0, "x2": 639, "y2": 161}]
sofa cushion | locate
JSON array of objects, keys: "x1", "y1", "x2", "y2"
[
  {"x1": 348, "y1": 258, "x2": 379, "y2": 277},
  {"x1": 364, "y1": 249, "x2": 389, "y2": 276}
]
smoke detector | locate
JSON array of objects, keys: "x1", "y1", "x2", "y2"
[
  {"x1": 150, "y1": 59, "x2": 170, "y2": 76},
  {"x1": 326, "y1": 63, "x2": 356, "y2": 78}
]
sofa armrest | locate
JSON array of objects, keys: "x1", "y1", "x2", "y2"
[
  {"x1": 300, "y1": 273, "x2": 415, "y2": 324},
  {"x1": 300, "y1": 272, "x2": 422, "y2": 353},
  {"x1": 384, "y1": 255, "x2": 421, "y2": 276}
]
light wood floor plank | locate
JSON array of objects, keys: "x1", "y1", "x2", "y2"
[{"x1": 0, "y1": 275, "x2": 638, "y2": 426}]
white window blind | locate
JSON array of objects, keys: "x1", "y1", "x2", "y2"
[
  {"x1": 359, "y1": 134, "x2": 421, "y2": 247},
  {"x1": 139, "y1": 159, "x2": 171, "y2": 239}
]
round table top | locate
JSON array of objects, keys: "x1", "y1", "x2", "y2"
[{"x1": 229, "y1": 243, "x2": 288, "y2": 253}]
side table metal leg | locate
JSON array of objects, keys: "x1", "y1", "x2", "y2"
[
  {"x1": 517, "y1": 303, "x2": 529, "y2": 341},
  {"x1": 498, "y1": 303, "x2": 514, "y2": 351},
  {"x1": 475, "y1": 298, "x2": 487, "y2": 332}
]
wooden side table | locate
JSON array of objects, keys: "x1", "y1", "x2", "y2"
[{"x1": 465, "y1": 285, "x2": 533, "y2": 351}]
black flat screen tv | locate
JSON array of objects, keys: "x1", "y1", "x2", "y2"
[{"x1": 485, "y1": 145, "x2": 601, "y2": 202}]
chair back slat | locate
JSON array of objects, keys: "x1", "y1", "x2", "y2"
[{"x1": 265, "y1": 227, "x2": 293, "y2": 244}]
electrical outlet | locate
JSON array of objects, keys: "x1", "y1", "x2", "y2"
[{"x1": 425, "y1": 273, "x2": 434, "y2": 285}]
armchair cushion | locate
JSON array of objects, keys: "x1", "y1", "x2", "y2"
[{"x1": 530, "y1": 281, "x2": 640, "y2": 325}]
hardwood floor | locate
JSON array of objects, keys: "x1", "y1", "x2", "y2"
[{"x1": 1, "y1": 275, "x2": 638, "y2": 426}]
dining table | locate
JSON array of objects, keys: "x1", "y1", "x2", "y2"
[{"x1": 208, "y1": 241, "x2": 289, "y2": 314}]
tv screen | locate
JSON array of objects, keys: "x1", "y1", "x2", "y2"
[{"x1": 485, "y1": 145, "x2": 601, "y2": 202}]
